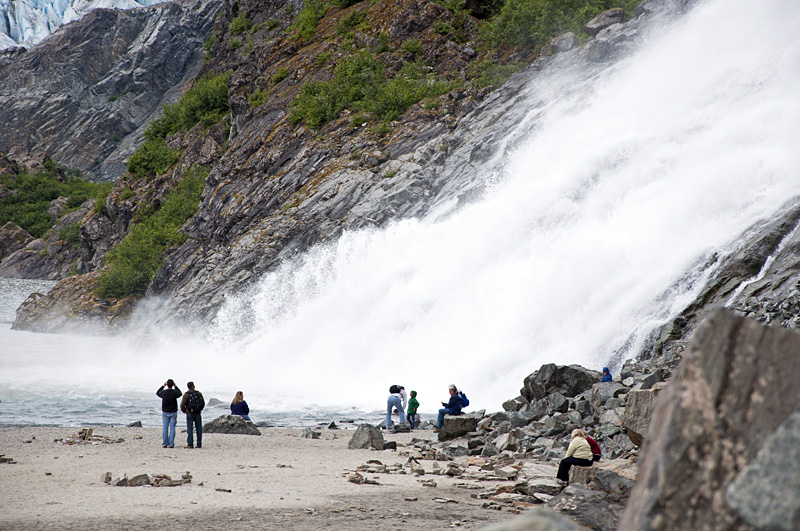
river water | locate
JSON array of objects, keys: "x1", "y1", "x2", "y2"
[{"x1": 2, "y1": 0, "x2": 800, "y2": 427}]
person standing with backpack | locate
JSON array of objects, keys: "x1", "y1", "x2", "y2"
[
  {"x1": 180, "y1": 381, "x2": 205, "y2": 449},
  {"x1": 157, "y1": 379, "x2": 182, "y2": 448},
  {"x1": 386, "y1": 385, "x2": 406, "y2": 429}
]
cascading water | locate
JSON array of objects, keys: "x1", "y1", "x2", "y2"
[{"x1": 1, "y1": 0, "x2": 799, "y2": 426}]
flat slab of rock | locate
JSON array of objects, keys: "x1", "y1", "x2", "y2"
[
  {"x1": 438, "y1": 414, "x2": 479, "y2": 441},
  {"x1": 203, "y1": 415, "x2": 261, "y2": 435}
]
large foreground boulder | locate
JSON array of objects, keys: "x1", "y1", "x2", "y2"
[
  {"x1": 203, "y1": 415, "x2": 261, "y2": 435},
  {"x1": 347, "y1": 424, "x2": 385, "y2": 450},
  {"x1": 620, "y1": 309, "x2": 800, "y2": 530},
  {"x1": 483, "y1": 506, "x2": 589, "y2": 530}
]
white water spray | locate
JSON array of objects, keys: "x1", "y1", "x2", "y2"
[{"x1": 2, "y1": 0, "x2": 800, "y2": 420}]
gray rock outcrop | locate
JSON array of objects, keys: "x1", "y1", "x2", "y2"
[
  {"x1": 347, "y1": 424, "x2": 385, "y2": 450},
  {"x1": 483, "y1": 506, "x2": 590, "y2": 531},
  {"x1": 0, "y1": 0, "x2": 221, "y2": 181},
  {"x1": 620, "y1": 309, "x2": 800, "y2": 530},
  {"x1": 202, "y1": 415, "x2": 261, "y2": 435}
]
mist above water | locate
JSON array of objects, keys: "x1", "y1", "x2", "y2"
[{"x1": 3, "y1": 0, "x2": 800, "y2": 422}]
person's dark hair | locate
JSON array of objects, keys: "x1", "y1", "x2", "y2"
[
  {"x1": 187, "y1": 381, "x2": 195, "y2": 390},
  {"x1": 166, "y1": 379, "x2": 175, "y2": 387}
]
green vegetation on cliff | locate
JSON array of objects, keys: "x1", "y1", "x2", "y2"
[
  {"x1": 0, "y1": 163, "x2": 109, "y2": 239},
  {"x1": 484, "y1": 0, "x2": 639, "y2": 48},
  {"x1": 95, "y1": 167, "x2": 208, "y2": 299},
  {"x1": 290, "y1": 54, "x2": 452, "y2": 128},
  {"x1": 128, "y1": 72, "x2": 231, "y2": 177}
]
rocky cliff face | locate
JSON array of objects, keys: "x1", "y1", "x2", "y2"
[{"x1": 0, "y1": 0, "x2": 220, "y2": 181}]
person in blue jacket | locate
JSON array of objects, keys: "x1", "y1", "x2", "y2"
[
  {"x1": 434, "y1": 384, "x2": 462, "y2": 431},
  {"x1": 601, "y1": 367, "x2": 613, "y2": 382},
  {"x1": 230, "y1": 391, "x2": 251, "y2": 421}
]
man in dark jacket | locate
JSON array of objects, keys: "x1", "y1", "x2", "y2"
[
  {"x1": 157, "y1": 379, "x2": 182, "y2": 448},
  {"x1": 434, "y1": 384, "x2": 463, "y2": 431},
  {"x1": 180, "y1": 381, "x2": 205, "y2": 449}
]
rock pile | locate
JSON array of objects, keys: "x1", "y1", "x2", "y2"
[
  {"x1": 55, "y1": 428, "x2": 124, "y2": 445},
  {"x1": 107, "y1": 471, "x2": 192, "y2": 487}
]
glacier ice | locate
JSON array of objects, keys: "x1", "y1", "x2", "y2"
[{"x1": 0, "y1": 0, "x2": 167, "y2": 50}]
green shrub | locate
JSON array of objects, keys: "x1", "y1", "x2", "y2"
[
  {"x1": 265, "y1": 18, "x2": 280, "y2": 30},
  {"x1": 372, "y1": 121, "x2": 391, "y2": 137},
  {"x1": 316, "y1": 51, "x2": 333, "y2": 64},
  {"x1": 484, "y1": 0, "x2": 639, "y2": 48},
  {"x1": 290, "y1": 55, "x2": 453, "y2": 127},
  {"x1": 291, "y1": 0, "x2": 328, "y2": 41},
  {"x1": 374, "y1": 31, "x2": 391, "y2": 54},
  {"x1": 95, "y1": 167, "x2": 208, "y2": 298},
  {"x1": 120, "y1": 188, "x2": 136, "y2": 200},
  {"x1": 0, "y1": 168, "x2": 109, "y2": 239},
  {"x1": 350, "y1": 113, "x2": 370, "y2": 127},
  {"x1": 434, "y1": 20, "x2": 453, "y2": 35},
  {"x1": 337, "y1": 11, "x2": 366, "y2": 35},
  {"x1": 229, "y1": 38, "x2": 242, "y2": 50},
  {"x1": 229, "y1": 13, "x2": 252, "y2": 34},
  {"x1": 471, "y1": 59, "x2": 523, "y2": 89},
  {"x1": 271, "y1": 67, "x2": 290, "y2": 85},
  {"x1": 94, "y1": 183, "x2": 113, "y2": 214},
  {"x1": 127, "y1": 138, "x2": 179, "y2": 177},
  {"x1": 401, "y1": 38, "x2": 422, "y2": 55},
  {"x1": 58, "y1": 221, "x2": 81, "y2": 244},
  {"x1": 203, "y1": 35, "x2": 217, "y2": 54},
  {"x1": 128, "y1": 72, "x2": 230, "y2": 176},
  {"x1": 248, "y1": 88, "x2": 270, "y2": 107}
]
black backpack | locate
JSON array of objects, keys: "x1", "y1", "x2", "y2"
[
  {"x1": 187, "y1": 391, "x2": 205, "y2": 414},
  {"x1": 389, "y1": 384, "x2": 401, "y2": 394}
]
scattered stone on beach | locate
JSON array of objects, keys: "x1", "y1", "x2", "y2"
[
  {"x1": 347, "y1": 424, "x2": 385, "y2": 451},
  {"x1": 276, "y1": 464, "x2": 292, "y2": 468},
  {"x1": 433, "y1": 497, "x2": 458, "y2": 503},
  {"x1": 405, "y1": 496, "x2": 418, "y2": 502},
  {"x1": 328, "y1": 421, "x2": 338, "y2": 430},
  {"x1": 203, "y1": 415, "x2": 261, "y2": 435},
  {"x1": 348, "y1": 472, "x2": 379, "y2": 485},
  {"x1": 216, "y1": 488, "x2": 232, "y2": 493},
  {"x1": 438, "y1": 414, "x2": 479, "y2": 441},
  {"x1": 0, "y1": 454, "x2": 17, "y2": 464},
  {"x1": 101, "y1": 472, "x2": 112, "y2": 483},
  {"x1": 419, "y1": 479, "x2": 437, "y2": 488},
  {"x1": 383, "y1": 441, "x2": 397, "y2": 451},
  {"x1": 127, "y1": 421, "x2": 142, "y2": 427},
  {"x1": 56, "y1": 430, "x2": 124, "y2": 445},
  {"x1": 128, "y1": 474, "x2": 151, "y2": 487},
  {"x1": 300, "y1": 428, "x2": 320, "y2": 439}
]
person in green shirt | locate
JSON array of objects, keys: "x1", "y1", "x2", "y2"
[{"x1": 407, "y1": 390, "x2": 420, "y2": 429}]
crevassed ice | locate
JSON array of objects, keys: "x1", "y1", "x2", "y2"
[{"x1": 0, "y1": 0, "x2": 166, "y2": 49}]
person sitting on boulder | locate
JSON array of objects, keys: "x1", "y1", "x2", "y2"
[
  {"x1": 556, "y1": 429, "x2": 594, "y2": 484},
  {"x1": 434, "y1": 384, "x2": 462, "y2": 432},
  {"x1": 230, "y1": 391, "x2": 251, "y2": 421},
  {"x1": 601, "y1": 367, "x2": 613, "y2": 382},
  {"x1": 407, "y1": 390, "x2": 419, "y2": 429},
  {"x1": 579, "y1": 429, "x2": 602, "y2": 461}
]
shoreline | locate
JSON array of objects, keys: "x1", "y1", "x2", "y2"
[{"x1": 0, "y1": 426, "x2": 517, "y2": 530}]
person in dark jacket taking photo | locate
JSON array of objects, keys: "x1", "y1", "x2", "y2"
[{"x1": 157, "y1": 379, "x2": 182, "y2": 448}]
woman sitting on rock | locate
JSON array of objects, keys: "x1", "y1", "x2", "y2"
[
  {"x1": 230, "y1": 391, "x2": 251, "y2": 421},
  {"x1": 556, "y1": 429, "x2": 594, "y2": 484}
]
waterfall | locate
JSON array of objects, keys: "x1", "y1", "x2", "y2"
[
  {"x1": 205, "y1": 0, "x2": 800, "y2": 412},
  {"x1": 2, "y1": 0, "x2": 799, "y2": 421}
]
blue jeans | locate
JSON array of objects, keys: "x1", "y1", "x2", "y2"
[
  {"x1": 436, "y1": 408, "x2": 457, "y2": 428},
  {"x1": 162, "y1": 411, "x2": 177, "y2": 447},
  {"x1": 386, "y1": 396, "x2": 405, "y2": 429},
  {"x1": 408, "y1": 412, "x2": 416, "y2": 429},
  {"x1": 186, "y1": 413, "x2": 202, "y2": 448}
]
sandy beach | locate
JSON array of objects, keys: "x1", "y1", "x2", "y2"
[{"x1": 0, "y1": 426, "x2": 522, "y2": 530}]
